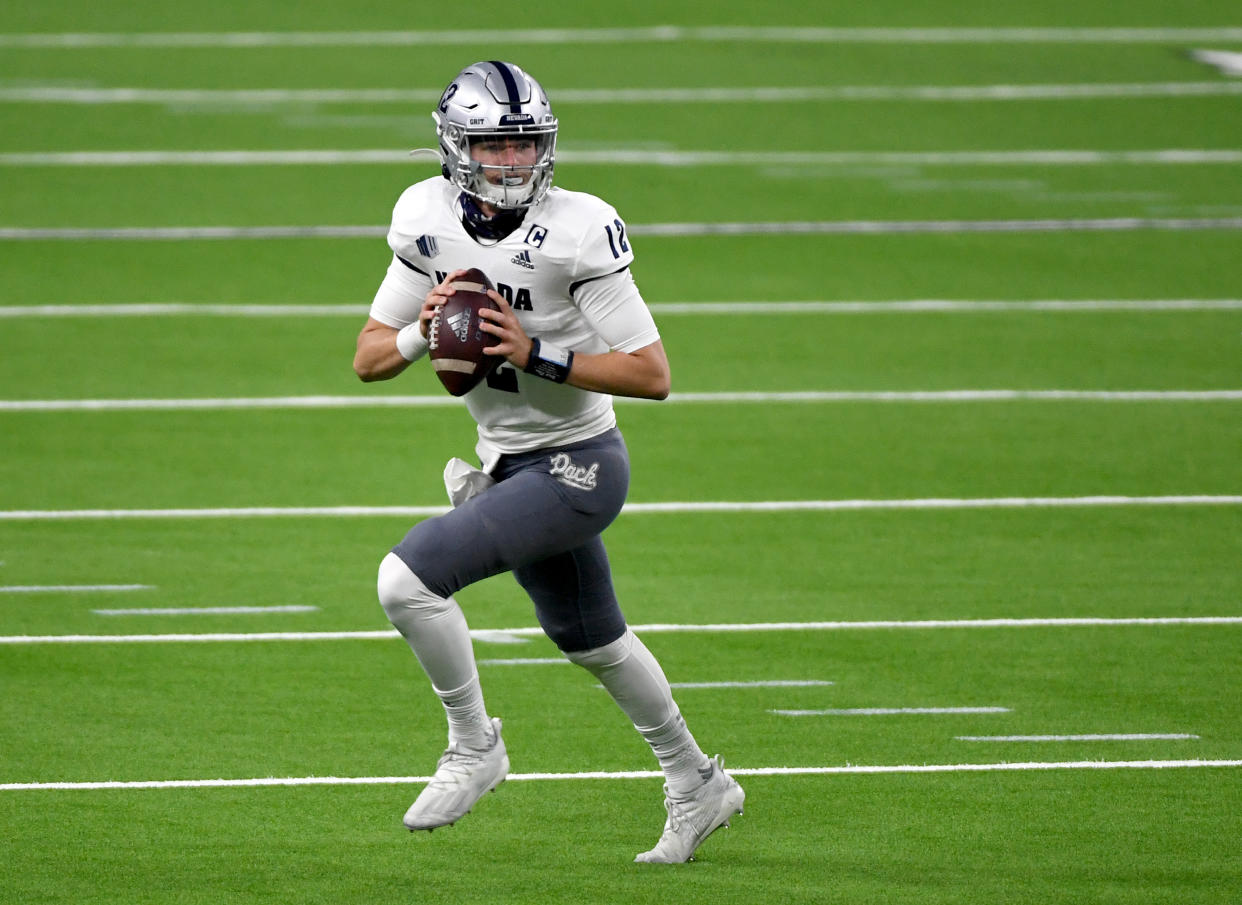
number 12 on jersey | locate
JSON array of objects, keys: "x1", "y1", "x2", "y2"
[{"x1": 604, "y1": 219, "x2": 629, "y2": 259}]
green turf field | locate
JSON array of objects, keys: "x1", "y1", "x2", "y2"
[{"x1": 2, "y1": 2, "x2": 1241, "y2": 903}]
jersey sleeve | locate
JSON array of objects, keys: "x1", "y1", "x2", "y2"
[
  {"x1": 368, "y1": 254, "x2": 432, "y2": 328},
  {"x1": 568, "y1": 205, "x2": 657, "y2": 352},
  {"x1": 369, "y1": 184, "x2": 437, "y2": 327},
  {"x1": 572, "y1": 269, "x2": 660, "y2": 353},
  {"x1": 570, "y1": 204, "x2": 634, "y2": 284}
]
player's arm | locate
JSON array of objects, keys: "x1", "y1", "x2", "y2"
[
  {"x1": 478, "y1": 212, "x2": 670, "y2": 399},
  {"x1": 353, "y1": 317, "x2": 410, "y2": 382},
  {"x1": 561, "y1": 338, "x2": 670, "y2": 400},
  {"x1": 353, "y1": 262, "x2": 468, "y2": 382},
  {"x1": 479, "y1": 290, "x2": 670, "y2": 400}
]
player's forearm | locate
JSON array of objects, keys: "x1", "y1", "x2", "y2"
[
  {"x1": 563, "y1": 342, "x2": 670, "y2": 401},
  {"x1": 353, "y1": 322, "x2": 411, "y2": 382}
]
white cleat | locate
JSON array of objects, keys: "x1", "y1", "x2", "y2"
[
  {"x1": 403, "y1": 717, "x2": 509, "y2": 831},
  {"x1": 634, "y1": 755, "x2": 745, "y2": 863}
]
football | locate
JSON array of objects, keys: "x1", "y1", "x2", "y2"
[{"x1": 428, "y1": 268, "x2": 502, "y2": 396}]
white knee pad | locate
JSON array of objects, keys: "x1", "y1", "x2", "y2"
[
  {"x1": 377, "y1": 551, "x2": 453, "y2": 626},
  {"x1": 566, "y1": 628, "x2": 707, "y2": 791},
  {"x1": 377, "y1": 552, "x2": 477, "y2": 693},
  {"x1": 566, "y1": 628, "x2": 678, "y2": 731},
  {"x1": 564, "y1": 627, "x2": 634, "y2": 674}
]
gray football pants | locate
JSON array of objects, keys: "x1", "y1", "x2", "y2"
[{"x1": 390, "y1": 427, "x2": 631, "y2": 652}]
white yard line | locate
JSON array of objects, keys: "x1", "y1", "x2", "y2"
[
  {"x1": 590, "y1": 679, "x2": 835, "y2": 689},
  {"x1": 0, "y1": 630, "x2": 400, "y2": 644},
  {"x1": 570, "y1": 149, "x2": 1242, "y2": 166},
  {"x1": 0, "y1": 584, "x2": 152, "y2": 593},
  {"x1": 622, "y1": 497, "x2": 1242, "y2": 514},
  {"x1": 92, "y1": 605, "x2": 318, "y2": 615},
  {"x1": 4, "y1": 217, "x2": 1240, "y2": 242},
  {"x1": 671, "y1": 680, "x2": 835, "y2": 689},
  {"x1": 2, "y1": 616, "x2": 1239, "y2": 645},
  {"x1": 0, "y1": 506, "x2": 440, "y2": 521},
  {"x1": 772, "y1": 707, "x2": 1012, "y2": 716},
  {"x1": 478, "y1": 658, "x2": 568, "y2": 666},
  {"x1": 658, "y1": 390, "x2": 1242, "y2": 403},
  {"x1": 2, "y1": 299, "x2": 1240, "y2": 318},
  {"x1": 5, "y1": 27, "x2": 1242, "y2": 48},
  {"x1": 621, "y1": 616, "x2": 1242, "y2": 632},
  {"x1": 469, "y1": 631, "x2": 530, "y2": 645},
  {"x1": 0, "y1": 396, "x2": 462, "y2": 411},
  {"x1": 5, "y1": 148, "x2": 1242, "y2": 167},
  {"x1": 0, "y1": 225, "x2": 385, "y2": 240},
  {"x1": 6, "y1": 27, "x2": 1242, "y2": 48},
  {"x1": 4, "y1": 83, "x2": 1242, "y2": 106},
  {"x1": 956, "y1": 734, "x2": 1200, "y2": 741},
  {"x1": 558, "y1": 83, "x2": 1242, "y2": 102},
  {"x1": 2, "y1": 497, "x2": 1241, "y2": 523},
  {"x1": 648, "y1": 299, "x2": 1242, "y2": 314},
  {"x1": 0, "y1": 303, "x2": 370, "y2": 316},
  {"x1": 2, "y1": 390, "x2": 1239, "y2": 413},
  {"x1": 634, "y1": 217, "x2": 1242, "y2": 237},
  {"x1": 4, "y1": 759, "x2": 1238, "y2": 792}
]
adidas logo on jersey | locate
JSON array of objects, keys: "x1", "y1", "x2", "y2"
[
  {"x1": 415, "y1": 234, "x2": 439, "y2": 258},
  {"x1": 510, "y1": 250, "x2": 535, "y2": 270}
]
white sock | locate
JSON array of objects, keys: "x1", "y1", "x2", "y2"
[
  {"x1": 566, "y1": 628, "x2": 710, "y2": 795},
  {"x1": 434, "y1": 676, "x2": 494, "y2": 751},
  {"x1": 377, "y1": 552, "x2": 493, "y2": 750}
]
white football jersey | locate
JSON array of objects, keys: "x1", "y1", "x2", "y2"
[{"x1": 368, "y1": 177, "x2": 660, "y2": 469}]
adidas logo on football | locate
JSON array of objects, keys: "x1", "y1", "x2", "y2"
[
  {"x1": 446, "y1": 310, "x2": 472, "y2": 343},
  {"x1": 510, "y1": 250, "x2": 535, "y2": 270}
]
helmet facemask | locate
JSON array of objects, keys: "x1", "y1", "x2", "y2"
[{"x1": 436, "y1": 119, "x2": 557, "y2": 209}]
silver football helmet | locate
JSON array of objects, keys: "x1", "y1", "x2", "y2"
[{"x1": 433, "y1": 61, "x2": 558, "y2": 209}]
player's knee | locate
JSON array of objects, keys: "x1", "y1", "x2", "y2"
[
  {"x1": 564, "y1": 627, "x2": 633, "y2": 674},
  {"x1": 376, "y1": 552, "x2": 450, "y2": 625}
]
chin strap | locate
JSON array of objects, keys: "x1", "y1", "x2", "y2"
[{"x1": 458, "y1": 192, "x2": 527, "y2": 242}]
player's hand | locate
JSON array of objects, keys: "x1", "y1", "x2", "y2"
[
  {"x1": 419, "y1": 268, "x2": 470, "y2": 339},
  {"x1": 478, "y1": 290, "x2": 533, "y2": 369}
]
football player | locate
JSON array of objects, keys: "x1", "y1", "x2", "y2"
[{"x1": 353, "y1": 61, "x2": 743, "y2": 863}]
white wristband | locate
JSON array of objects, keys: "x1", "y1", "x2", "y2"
[{"x1": 395, "y1": 322, "x2": 430, "y2": 362}]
